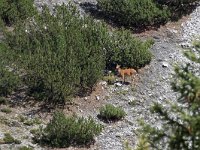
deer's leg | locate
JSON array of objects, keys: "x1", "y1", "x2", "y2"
[
  {"x1": 123, "y1": 75, "x2": 125, "y2": 84},
  {"x1": 131, "y1": 75, "x2": 134, "y2": 82}
]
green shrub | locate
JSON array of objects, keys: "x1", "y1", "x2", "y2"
[
  {"x1": 0, "y1": 43, "x2": 22, "y2": 96},
  {"x1": 103, "y1": 74, "x2": 115, "y2": 85},
  {"x1": 99, "y1": 104, "x2": 126, "y2": 121},
  {"x1": 97, "y1": 0, "x2": 170, "y2": 27},
  {"x1": 124, "y1": 140, "x2": 133, "y2": 150},
  {"x1": 155, "y1": 0, "x2": 199, "y2": 21},
  {"x1": 135, "y1": 135, "x2": 150, "y2": 150},
  {"x1": 5, "y1": 4, "x2": 107, "y2": 104},
  {"x1": 105, "y1": 30, "x2": 153, "y2": 68},
  {"x1": 1, "y1": 107, "x2": 12, "y2": 113},
  {"x1": 155, "y1": 0, "x2": 198, "y2": 8},
  {"x1": 3, "y1": 133, "x2": 21, "y2": 144},
  {"x1": 0, "y1": 42, "x2": 21, "y2": 96},
  {"x1": 0, "y1": 0, "x2": 36, "y2": 25},
  {"x1": 4, "y1": 4, "x2": 152, "y2": 105},
  {"x1": 37, "y1": 111, "x2": 102, "y2": 147},
  {"x1": 0, "y1": 66, "x2": 21, "y2": 96}
]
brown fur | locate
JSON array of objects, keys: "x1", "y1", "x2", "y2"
[{"x1": 116, "y1": 64, "x2": 137, "y2": 83}]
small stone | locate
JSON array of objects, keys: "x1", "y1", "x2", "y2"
[
  {"x1": 99, "y1": 81, "x2": 107, "y2": 86},
  {"x1": 0, "y1": 133, "x2": 4, "y2": 139},
  {"x1": 114, "y1": 82, "x2": 122, "y2": 87},
  {"x1": 169, "y1": 54, "x2": 173, "y2": 58},
  {"x1": 153, "y1": 36, "x2": 160, "y2": 39},
  {"x1": 127, "y1": 95, "x2": 135, "y2": 101},
  {"x1": 84, "y1": 97, "x2": 88, "y2": 100},
  {"x1": 148, "y1": 93, "x2": 153, "y2": 96},
  {"x1": 169, "y1": 29, "x2": 178, "y2": 34},
  {"x1": 162, "y1": 62, "x2": 169, "y2": 68},
  {"x1": 96, "y1": 95, "x2": 100, "y2": 100},
  {"x1": 115, "y1": 133, "x2": 123, "y2": 138}
]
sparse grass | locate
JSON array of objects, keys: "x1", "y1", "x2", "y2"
[
  {"x1": 0, "y1": 97, "x2": 7, "y2": 105},
  {"x1": 130, "y1": 86, "x2": 136, "y2": 92},
  {"x1": 103, "y1": 75, "x2": 115, "y2": 85},
  {"x1": 22, "y1": 135, "x2": 29, "y2": 139},
  {"x1": 18, "y1": 115, "x2": 26, "y2": 122},
  {"x1": 0, "y1": 116, "x2": 9, "y2": 125},
  {"x1": 99, "y1": 104, "x2": 126, "y2": 122},
  {"x1": 33, "y1": 117, "x2": 42, "y2": 124},
  {"x1": 128, "y1": 100, "x2": 136, "y2": 106},
  {"x1": 18, "y1": 146, "x2": 33, "y2": 150},
  {"x1": 135, "y1": 135, "x2": 150, "y2": 150},
  {"x1": 3, "y1": 133, "x2": 21, "y2": 144},
  {"x1": 30, "y1": 128, "x2": 39, "y2": 135},
  {"x1": 23, "y1": 120, "x2": 34, "y2": 126},
  {"x1": 104, "y1": 95, "x2": 110, "y2": 100},
  {"x1": 1, "y1": 107, "x2": 12, "y2": 114},
  {"x1": 116, "y1": 90, "x2": 129, "y2": 95},
  {"x1": 193, "y1": 39, "x2": 200, "y2": 48},
  {"x1": 123, "y1": 140, "x2": 133, "y2": 150},
  {"x1": 24, "y1": 117, "x2": 42, "y2": 126}
]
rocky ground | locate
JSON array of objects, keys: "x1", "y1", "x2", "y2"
[{"x1": 0, "y1": 1, "x2": 200, "y2": 150}]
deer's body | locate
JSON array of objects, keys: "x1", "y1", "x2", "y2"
[{"x1": 116, "y1": 64, "x2": 137, "y2": 83}]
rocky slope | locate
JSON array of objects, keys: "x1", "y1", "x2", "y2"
[{"x1": 0, "y1": 1, "x2": 200, "y2": 150}]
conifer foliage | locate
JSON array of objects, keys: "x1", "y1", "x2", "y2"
[
  {"x1": 3, "y1": 4, "x2": 152, "y2": 105},
  {"x1": 141, "y1": 41, "x2": 200, "y2": 150},
  {"x1": 0, "y1": 0, "x2": 36, "y2": 25},
  {"x1": 5, "y1": 4, "x2": 107, "y2": 104},
  {"x1": 97, "y1": 0, "x2": 170, "y2": 27},
  {"x1": 37, "y1": 111, "x2": 103, "y2": 147}
]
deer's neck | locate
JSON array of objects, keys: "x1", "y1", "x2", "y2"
[{"x1": 117, "y1": 68, "x2": 122, "y2": 74}]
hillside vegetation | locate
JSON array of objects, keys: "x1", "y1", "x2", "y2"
[
  {"x1": 1, "y1": 0, "x2": 200, "y2": 149},
  {"x1": 97, "y1": 0, "x2": 199, "y2": 28},
  {"x1": 0, "y1": 2, "x2": 152, "y2": 106}
]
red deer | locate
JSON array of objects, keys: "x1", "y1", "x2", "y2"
[{"x1": 116, "y1": 64, "x2": 137, "y2": 83}]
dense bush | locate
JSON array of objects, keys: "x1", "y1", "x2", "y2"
[
  {"x1": 105, "y1": 30, "x2": 153, "y2": 68},
  {"x1": 0, "y1": 0, "x2": 36, "y2": 25},
  {"x1": 37, "y1": 111, "x2": 102, "y2": 147},
  {"x1": 0, "y1": 66, "x2": 21, "y2": 97},
  {"x1": 99, "y1": 104, "x2": 126, "y2": 121},
  {"x1": 97, "y1": 0, "x2": 200, "y2": 28},
  {"x1": 155, "y1": 0, "x2": 198, "y2": 6},
  {"x1": 5, "y1": 4, "x2": 107, "y2": 104},
  {"x1": 0, "y1": 43, "x2": 22, "y2": 97},
  {"x1": 97, "y1": 0, "x2": 170, "y2": 27},
  {"x1": 4, "y1": 4, "x2": 152, "y2": 105},
  {"x1": 156, "y1": 0, "x2": 200, "y2": 20}
]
